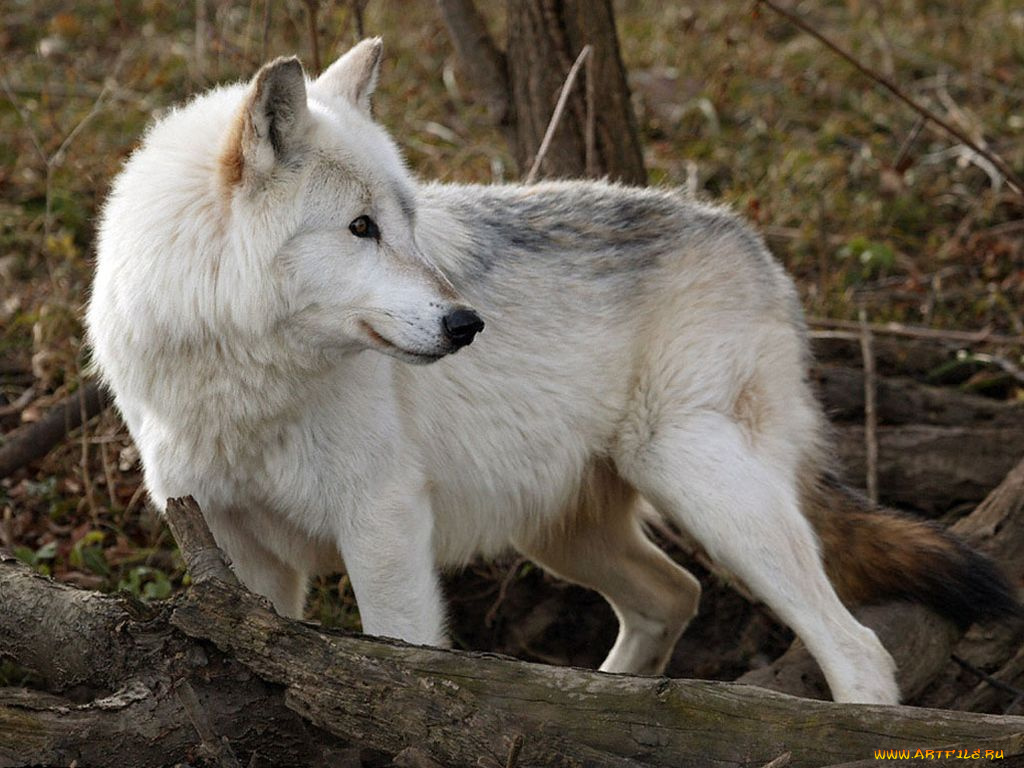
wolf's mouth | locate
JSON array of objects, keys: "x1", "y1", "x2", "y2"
[
  {"x1": 359, "y1": 321, "x2": 444, "y2": 363},
  {"x1": 359, "y1": 320, "x2": 392, "y2": 348}
]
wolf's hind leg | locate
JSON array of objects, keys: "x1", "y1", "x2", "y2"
[
  {"x1": 617, "y1": 410, "x2": 899, "y2": 704},
  {"x1": 516, "y1": 468, "x2": 700, "y2": 676}
]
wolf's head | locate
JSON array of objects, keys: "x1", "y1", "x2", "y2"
[
  {"x1": 216, "y1": 40, "x2": 483, "y2": 364},
  {"x1": 91, "y1": 39, "x2": 481, "y2": 395}
]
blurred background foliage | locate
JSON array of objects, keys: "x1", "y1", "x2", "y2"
[{"x1": 0, "y1": 0, "x2": 1022, "y2": 668}]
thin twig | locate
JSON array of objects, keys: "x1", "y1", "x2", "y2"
[
  {"x1": 504, "y1": 734, "x2": 524, "y2": 768},
  {"x1": 959, "y1": 645, "x2": 1024, "y2": 715},
  {"x1": 123, "y1": 482, "x2": 147, "y2": 522},
  {"x1": 98, "y1": 424, "x2": 118, "y2": 512},
  {"x1": 760, "y1": 752, "x2": 792, "y2": 768},
  {"x1": 984, "y1": 220, "x2": 1024, "y2": 237},
  {"x1": 0, "y1": 386, "x2": 37, "y2": 418},
  {"x1": 966, "y1": 352, "x2": 1024, "y2": 387},
  {"x1": 809, "y1": 317, "x2": 1024, "y2": 346},
  {"x1": 755, "y1": 0, "x2": 1024, "y2": 198},
  {"x1": 811, "y1": 328, "x2": 1024, "y2": 385},
  {"x1": 484, "y1": 556, "x2": 525, "y2": 628},
  {"x1": 0, "y1": 77, "x2": 47, "y2": 167},
  {"x1": 78, "y1": 380, "x2": 98, "y2": 523},
  {"x1": 525, "y1": 44, "x2": 592, "y2": 184},
  {"x1": 951, "y1": 654, "x2": 1024, "y2": 704},
  {"x1": 893, "y1": 115, "x2": 925, "y2": 173},
  {"x1": 1, "y1": 55, "x2": 122, "y2": 245},
  {"x1": 858, "y1": 308, "x2": 878, "y2": 506},
  {"x1": 44, "y1": 82, "x2": 114, "y2": 242},
  {"x1": 808, "y1": 329, "x2": 863, "y2": 341},
  {"x1": 584, "y1": 45, "x2": 596, "y2": 178}
]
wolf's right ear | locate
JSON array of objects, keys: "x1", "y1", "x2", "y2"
[
  {"x1": 313, "y1": 37, "x2": 383, "y2": 116},
  {"x1": 222, "y1": 57, "x2": 310, "y2": 187}
]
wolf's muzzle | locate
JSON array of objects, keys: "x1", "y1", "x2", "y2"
[{"x1": 443, "y1": 307, "x2": 484, "y2": 350}]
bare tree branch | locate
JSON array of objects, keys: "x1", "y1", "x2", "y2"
[{"x1": 165, "y1": 497, "x2": 239, "y2": 586}]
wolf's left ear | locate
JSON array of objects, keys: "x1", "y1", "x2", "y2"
[
  {"x1": 223, "y1": 56, "x2": 310, "y2": 186},
  {"x1": 314, "y1": 37, "x2": 383, "y2": 115}
]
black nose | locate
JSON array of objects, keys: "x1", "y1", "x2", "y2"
[{"x1": 442, "y1": 308, "x2": 484, "y2": 349}]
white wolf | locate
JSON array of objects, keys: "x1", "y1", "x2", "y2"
[{"x1": 87, "y1": 40, "x2": 1015, "y2": 705}]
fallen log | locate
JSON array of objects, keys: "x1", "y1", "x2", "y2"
[
  {"x1": 915, "y1": 455, "x2": 1024, "y2": 712},
  {"x1": 0, "y1": 664, "x2": 358, "y2": 768},
  {"x1": 809, "y1": 334, "x2": 1005, "y2": 383},
  {"x1": 0, "y1": 552, "x2": 355, "y2": 767},
  {"x1": 812, "y1": 362, "x2": 1024, "y2": 427},
  {"x1": 810, "y1": 358, "x2": 1024, "y2": 513},
  {"x1": 0, "y1": 381, "x2": 110, "y2": 479},
  {"x1": 835, "y1": 424, "x2": 1024, "y2": 515},
  {"x1": 174, "y1": 577, "x2": 1024, "y2": 768},
  {"x1": 952, "y1": 452, "x2": 1024, "y2": 572},
  {"x1": 3, "y1": 497, "x2": 1024, "y2": 768}
]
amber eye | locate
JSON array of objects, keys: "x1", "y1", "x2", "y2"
[{"x1": 349, "y1": 215, "x2": 380, "y2": 240}]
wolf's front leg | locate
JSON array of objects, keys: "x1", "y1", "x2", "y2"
[{"x1": 337, "y1": 483, "x2": 447, "y2": 646}]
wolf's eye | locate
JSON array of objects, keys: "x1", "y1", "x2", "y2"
[{"x1": 349, "y1": 215, "x2": 380, "y2": 240}]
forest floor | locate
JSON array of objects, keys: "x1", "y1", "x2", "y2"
[{"x1": 1, "y1": 0, "x2": 1022, "y2": 692}]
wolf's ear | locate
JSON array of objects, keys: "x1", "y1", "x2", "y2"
[
  {"x1": 222, "y1": 57, "x2": 310, "y2": 186},
  {"x1": 314, "y1": 37, "x2": 383, "y2": 115}
]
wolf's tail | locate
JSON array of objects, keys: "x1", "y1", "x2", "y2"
[{"x1": 804, "y1": 473, "x2": 1020, "y2": 628}]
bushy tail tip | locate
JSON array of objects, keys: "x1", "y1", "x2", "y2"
[{"x1": 806, "y1": 476, "x2": 1021, "y2": 628}]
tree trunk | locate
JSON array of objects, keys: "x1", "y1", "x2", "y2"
[
  {"x1": 439, "y1": 0, "x2": 646, "y2": 183},
  {"x1": 505, "y1": 0, "x2": 645, "y2": 182}
]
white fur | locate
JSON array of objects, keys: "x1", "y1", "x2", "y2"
[{"x1": 87, "y1": 43, "x2": 899, "y2": 703}]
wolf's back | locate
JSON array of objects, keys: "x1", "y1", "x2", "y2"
[{"x1": 805, "y1": 474, "x2": 1020, "y2": 627}]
